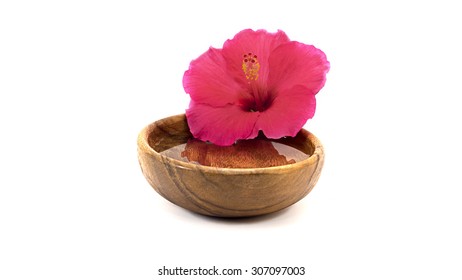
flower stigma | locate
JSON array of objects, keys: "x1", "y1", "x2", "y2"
[{"x1": 242, "y1": 52, "x2": 260, "y2": 81}]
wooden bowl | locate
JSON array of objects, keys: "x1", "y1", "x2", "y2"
[{"x1": 137, "y1": 114, "x2": 324, "y2": 217}]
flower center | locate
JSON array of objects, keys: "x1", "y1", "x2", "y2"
[
  {"x1": 242, "y1": 52, "x2": 260, "y2": 81},
  {"x1": 240, "y1": 52, "x2": 272, "y2": 112}
]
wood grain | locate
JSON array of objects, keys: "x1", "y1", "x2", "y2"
[{"x1": 137, "y1": 114, "x2": 324, "y2": 217}]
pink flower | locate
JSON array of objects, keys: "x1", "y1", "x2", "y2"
[{"x1": 183, "y1": 29, "x2": 330, "y2": 146}]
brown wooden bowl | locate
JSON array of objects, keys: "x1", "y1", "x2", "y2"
[{"x1": 137, "y1": 114, "x2": 324, "y2": 217}]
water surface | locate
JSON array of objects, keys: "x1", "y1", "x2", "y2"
[{"x1": 160, "y1": 138, "x2": 310, "y2": 168}]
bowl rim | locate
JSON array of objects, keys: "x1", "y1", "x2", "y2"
[{"x1": 137, "y1": 114, "x2": 323, "y2": 175}]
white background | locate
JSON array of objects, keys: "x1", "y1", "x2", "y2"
[{"x1": 1, "y1": 0, "x2": 461, "y2": 279}]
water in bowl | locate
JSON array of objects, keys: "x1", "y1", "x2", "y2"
[{"x1": 160, "y1": 138, "x2": 310, "y2": 168}]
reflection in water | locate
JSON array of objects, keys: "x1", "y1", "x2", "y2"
[{"x1": 160, "y1": 138, "x2": 309, "y2": 168}]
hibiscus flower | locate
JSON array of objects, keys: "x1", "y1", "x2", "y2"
[{"x1": 183, "y1": 29, "x2": 330, "y2": 146}]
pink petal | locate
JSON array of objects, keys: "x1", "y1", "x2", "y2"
[
  {"x1": 183, "y1": 47, "x2": 243, "y2": 106},
  {"x1": 186, "y1": 101, "x2": 260, "y2": 146},
  {"x1": 221, "y1": 29, "x2": 290, "y2": 87},
  {"x1": 267, "y1": 41, "x2": 330, "y2": 94},
  {"x1": 256, "y1": 85, "x2": 316, "y2": 139}
]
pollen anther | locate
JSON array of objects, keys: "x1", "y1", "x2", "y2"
[{"x1": 242, "y1": 52, "x2": 260, "y2": 81}]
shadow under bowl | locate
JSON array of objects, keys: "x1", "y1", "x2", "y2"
[{"x1": 137, "y1": 114, "x2": 324, "y2": 218}]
